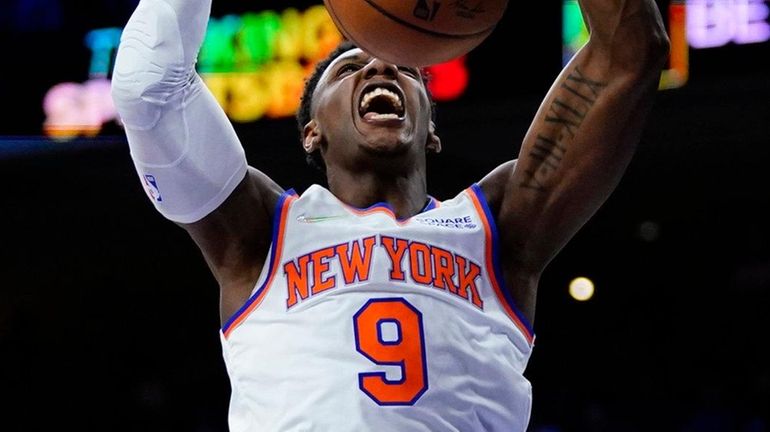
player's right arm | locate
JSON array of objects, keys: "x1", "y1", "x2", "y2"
[{"x1": 111, "y1": 0, "x2": 283, "y2": 322}]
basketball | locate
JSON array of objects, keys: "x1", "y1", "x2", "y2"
[{"x1": 323, "y1": 0, "x2": 508, "y2": 67}]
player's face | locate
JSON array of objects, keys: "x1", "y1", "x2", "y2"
[{"x1": 305, "y1": 48, "x2": 438, "y2": 170}]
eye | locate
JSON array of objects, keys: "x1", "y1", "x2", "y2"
[
  {"x1": 398, "y1": 66, "x2": 420, "y2": 78},
  {"x1": 337, "y1": 63, "x2": 361, "y2": 76}
]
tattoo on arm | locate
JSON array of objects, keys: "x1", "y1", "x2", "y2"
[{"x1": 519, "y1": 66, "x2": 607, "y2": 192}]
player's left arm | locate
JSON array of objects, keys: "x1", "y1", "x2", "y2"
[{"x1": 479, "y1": 0, "x2": 670, "y2": 323}]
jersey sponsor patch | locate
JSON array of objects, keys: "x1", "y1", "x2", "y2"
[
  {"x1": 414, "y1": 215, "x2": 476, "y2": 229},
  {"x1": 142, "y1": 174, "x2": 162, "y2": 202}
]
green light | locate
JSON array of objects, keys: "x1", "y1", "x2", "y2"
[
  {"x1": 562, "y1": 0, "x2": 589, "y2": 65},
  {"x1": 199, "y1": 15, "x2": 241, "y2": 73},
  {"x1": 238, "y1": 12, "x2": 282, "y2": 69}
]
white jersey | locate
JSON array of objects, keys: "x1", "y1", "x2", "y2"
[{"x1": 219, "y1": 184, "x2": 535, "y2": 432}]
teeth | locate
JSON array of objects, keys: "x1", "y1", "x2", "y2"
[
  {"x1": 360, "y1": 87, "x2": 403, "y2": 113},
  {"x1": 368, "y1": 113, "x2": 400, "y2": 120}
]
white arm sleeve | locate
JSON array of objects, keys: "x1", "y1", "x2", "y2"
[{"x1": 111, "y1": 0, "x2": 248, "y2": 223}]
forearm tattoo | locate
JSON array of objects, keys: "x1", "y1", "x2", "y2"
[{"x1": 520, "y1": 67, "x2": 607, "y2": 192}]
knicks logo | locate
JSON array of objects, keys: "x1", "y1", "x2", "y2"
[{"x1": 283, "y1": 235, "x2": 484, "y2": 310}]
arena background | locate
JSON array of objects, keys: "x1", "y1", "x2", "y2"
[{"x1": 1, "y1": 1, "x2": 769, "y2": 430}]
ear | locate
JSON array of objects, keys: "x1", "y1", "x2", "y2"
[
  {"x1": 303, "y1": 119, "x2": 322, "y2": 153},
  {"x1": 426, "y1": 121, "x2": 441, "y2": 154}
]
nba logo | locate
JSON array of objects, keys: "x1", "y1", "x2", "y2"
[{"x1": 143, "y1": 174, "x2": 163, "y2": 202}]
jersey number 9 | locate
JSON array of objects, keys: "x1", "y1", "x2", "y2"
[{"x1": 353, "y1": 298, "x2": 429, "y2": 405}]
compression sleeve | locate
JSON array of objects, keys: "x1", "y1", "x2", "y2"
[{"x1": 111, "y1": 0, "x2": 248, "y2": 223}]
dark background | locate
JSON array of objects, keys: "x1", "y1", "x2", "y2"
[{"x1": 1, "y1": 1, "x2": 769, "y2": 431}]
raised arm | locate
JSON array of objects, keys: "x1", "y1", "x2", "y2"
[
  {"x1": 479, "y1": 0, "x2": 670, "y2": 323},
  {"x1": 111, "y1": 0, "x2": 283, "y2": 322}
]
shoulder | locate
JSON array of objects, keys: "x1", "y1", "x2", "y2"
[{"x1": 476, "y1": 159, "x2": 519, "y2": 216}]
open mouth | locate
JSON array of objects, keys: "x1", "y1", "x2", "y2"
[{"x1": 358, "y1": 83, "x2": 405, "y2": 121}]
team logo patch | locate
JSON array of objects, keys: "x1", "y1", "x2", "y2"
[{"x1": 142, "y1": 174, "x2": 163, "y2": 202}]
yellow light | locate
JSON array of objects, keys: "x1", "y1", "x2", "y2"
[{"x1": 569, "y1": 277, "x2": 595, "y2": 301}]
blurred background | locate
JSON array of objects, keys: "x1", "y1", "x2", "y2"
[{"x1": 1, "y1": 0, "x2": 768, "y2": 430}]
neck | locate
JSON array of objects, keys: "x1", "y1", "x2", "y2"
[{"x1": 326, "y1": 169, "x2": 428, "y2": 219}]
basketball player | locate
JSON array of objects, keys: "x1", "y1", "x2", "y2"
[{"x1": 111, "y1": 0, "x2": 669, "y2": 430}]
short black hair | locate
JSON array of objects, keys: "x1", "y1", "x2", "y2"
[
  {"x1": 296, "y1": 40, "x2": 437, "y2": 173},
  {"x1": 296, "y1": 40, "x2": 357, "y2": 173}
]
